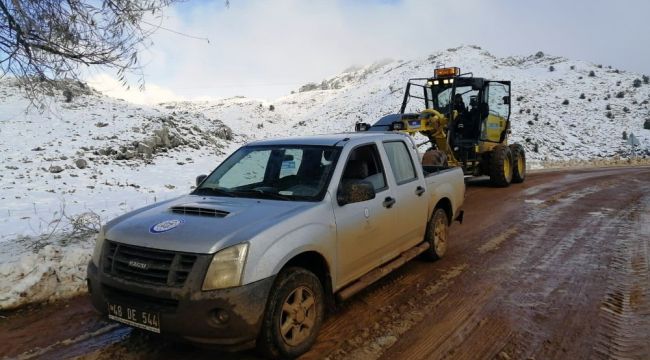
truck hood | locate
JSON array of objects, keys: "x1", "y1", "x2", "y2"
[{"x1": 104, "y1": 195, "x2": 315, "y2": 254}]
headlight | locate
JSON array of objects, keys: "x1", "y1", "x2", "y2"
[
  {"x1": 202, "y1": 243, "x2": 249, "y2": 290},
  {"x1": 91, "y1": 226, "x2": 106, "y2": 267}
]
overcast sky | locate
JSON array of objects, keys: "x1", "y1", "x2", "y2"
[{"x1": 87, "y1": 0, "x2": 650, "y2": 104}]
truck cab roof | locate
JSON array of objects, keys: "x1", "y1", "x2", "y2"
[{"x1": 246, "y1": 131, "x2": 413, "y2": 147}]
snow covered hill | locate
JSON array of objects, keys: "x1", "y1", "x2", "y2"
[
  {"x1": 1, "y1": 45, "x2": 649, "y2": 309},
  {"x1": 174, "y1": 45, "x2": 650, "y2": 161}
]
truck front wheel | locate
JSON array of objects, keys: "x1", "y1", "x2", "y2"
[
  {"x1": 257, "y1": 267, "x2": 325, "y2": 359},
  {"x1": 422, "y1": 208, "x2": 449, "y2": 261}
]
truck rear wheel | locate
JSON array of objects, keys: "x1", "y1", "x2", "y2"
[
  {"x1": 489, "y1": 144, "x2": 513, "y2": 187},
  {"x1": 509, "y1": 144, "x2": 526, "y2": 183},
  {"x1": 422, "y1": 208, "x2": 449, "y2": 261},
  {"x1": 257, "y1": 267, "x2": 325, "y2": 359}
]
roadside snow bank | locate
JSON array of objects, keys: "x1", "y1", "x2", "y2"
[{"x1": 0, "y1": 238, "x2": 93, "y2": 310}]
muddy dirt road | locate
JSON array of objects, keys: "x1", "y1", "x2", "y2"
[{"x1": 1, "y1": 166, "x2": 649, "y2": 360}]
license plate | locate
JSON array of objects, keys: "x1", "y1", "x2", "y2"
[{"x1": 108, "y1": 302, "x2": 161, "y2": 333}]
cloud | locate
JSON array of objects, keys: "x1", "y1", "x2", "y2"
[
  {"x1": 86, "y1": 73, "x2": 183, "y2": 105},
  {"x1": 91, "y1": 0, "x2": 650, "y2": 103}
]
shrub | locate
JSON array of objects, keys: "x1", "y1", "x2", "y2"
[
  {"x1": 616, "y1": 91, "x2": 625, "y2": 98},
  {"x1": 533, "y1": 143, "x2": 539, "y2": 153},
  {"x1": 63, "y1": 88, "x2": 74, "y2": 103},
  {"x1": 562, "y1": 99, "x2": 569, "y2": 105},
  {"x1": 588, "y1": 70, "x2": 596, "y2": 77},
  {"x1": 269, "y1": 104, "x2": 275, "y2": 111},
  {"x1": 597, "y1": 64, "x2": 603, "y2": 68},
  {"x1": 516, "y1": 95, "x2": 524, "y2": 101},
  {"x1": 570, "y1": 65, "x2": 575, "y2": 70},
  {"x1": 535, "y1": 51, "x2": 544, "y2": 58},
  {"x1": 622, "y1": 131, "x2": 627, "y2": 140},
  {"x1": 606, "y1": 111, "x2": 614, "y2": 119},
  {"x1": 579, "y1": 93, "x2": 585, "y2": 99},
  {"x1": 644, "y1": 119, "x2": 650, "y2": 130},
  {"x1": 606, "y1": 104, "x2": 612, "y2": 110},
  {"x1": 643, "y1": 75, "x2": 649, "y2": 84},
  {"x1": 623, "y1": 107, "x2": 630, "y2": 113},
  {"x1": 527, "y1": 120, "x2": 534, "y2": 125},
  {"x1": 633, "y1": 79, "x2": 642, "y2": 88},
  {"x1": 549, "y1": 65, "x2": 555, "y2": 72}
]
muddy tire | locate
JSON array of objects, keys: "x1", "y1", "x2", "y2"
[
  {"x1": 509, "y1": 143, "x2": 526, "y2": 183},
  {"x1": 422, "y1": 208, "x2": 449, "y2": 261},
  {"x1": 489, "y1": 144, "x2": 513, "y2": 187},
  {"x1": 257, "y1": 267, "x2": 325, "y2": 359}
]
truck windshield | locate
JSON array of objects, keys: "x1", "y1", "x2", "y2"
[{"x1": 194, "y1": 145, "x2": 341, "y2": 201}]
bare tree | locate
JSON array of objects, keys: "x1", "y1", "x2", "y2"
[{"x1": 0, "y1": 0, "x2": 181, "y2": 101}]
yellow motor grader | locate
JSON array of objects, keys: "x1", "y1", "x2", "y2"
[{"x1": 356, "y1": 67, "x2": 525, "y2": 187}]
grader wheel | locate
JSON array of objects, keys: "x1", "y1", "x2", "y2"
[
  {"x1": 489, "y1": 145, "x2": 513, "y2": 187},
  {"x1": 509, "y1": 144, "x2": 526, "y2": 183}
]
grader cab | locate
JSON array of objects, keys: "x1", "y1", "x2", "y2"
[{"x1": 358, "y1": 67, "x2": 525, "y2": 187}]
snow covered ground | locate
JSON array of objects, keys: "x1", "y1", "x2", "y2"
[{"x1": 1, "y1": 45, "x2": 649, "y2": 309}]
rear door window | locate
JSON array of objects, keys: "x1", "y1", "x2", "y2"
[{"x1": 383, "y1": 141, "x2": 417, "y2": 184}]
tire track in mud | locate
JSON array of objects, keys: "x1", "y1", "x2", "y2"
[
  {"x1": 381, "y1": 167, "x2": 650, "y2": 360},
  {"x1": 491, "y1": 172, "x2": 650, "y2": 360},
  {"x1": 322, "y1": 264, "x2": 468, "y2": 360},
  {"x1": 593, "y1": 193, "x2": 650, "y2": 359},
  {"x1": 380, "y1": 174, "x2": 609, "y2": 360},
  {"x1": 12, "y1": 324, "x2": 127, "y2": 360}
]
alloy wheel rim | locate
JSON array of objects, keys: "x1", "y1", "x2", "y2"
[
  {"x1": 279, "y1": 286, "x2": 316, "y2": 346},
  {"x1": 434, "y1": 213, "x2": 447, "y2": 256},
  {"x1": 504, "y1": 156, "x2": 513, "y2": 182}
]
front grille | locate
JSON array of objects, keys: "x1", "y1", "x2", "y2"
[
  {"x1": 170, "y1": 206, "x2": 229, "y2": 217},
  {"x1": 103, "y1": 241, "x2": 197, "y2": 287}
]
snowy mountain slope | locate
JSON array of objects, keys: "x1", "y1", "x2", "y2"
[
  {"x1": 171, "y1": 45, "x2": 650, "y2": 162},
  {"x1": 1, "y1": 45, "x2": 649, "y2": 309},
  {"x1": 0, "y1": 81, "x2": 237, "y2": 309},
  {"x1": 0, "y1": 80, "x2": 234, "y2": 241}
]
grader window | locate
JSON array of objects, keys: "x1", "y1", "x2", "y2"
[{"x1": 485, "y1": 82, "x2": 510, "y2": 120}]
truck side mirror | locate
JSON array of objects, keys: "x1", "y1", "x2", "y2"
[
  {"x1": 196, "y1": 174, "x2": 208, "y2": 187},
  {"x1": 337, "y1": 180, "x2": 375, "y2": 206},
  {"x1": 503, "y1": 96, "x2": 510, "y2": 105}
]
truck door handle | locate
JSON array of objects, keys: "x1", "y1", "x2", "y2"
[
  {"x1": 383, "y1": 197, "x2": 396, "y2": 208},
  {"x1": 415, "y1": 186, "x2": 425, "y2": 196}
]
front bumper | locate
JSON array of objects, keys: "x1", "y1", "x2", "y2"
[{"x1": 87, "y1": 261, "x2": 274, "y2": 348}]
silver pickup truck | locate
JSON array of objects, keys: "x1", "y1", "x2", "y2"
[{"x1": 87, "y1": 132, "x2": 464, "y2": 358}]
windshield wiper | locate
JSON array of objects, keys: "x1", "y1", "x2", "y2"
[
  {"x1": 230, "y1": 189, "x2": 291, "y2": 201},
  {"x1": 193, "y1": 187, "x2": 234, "y2": 197}
]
